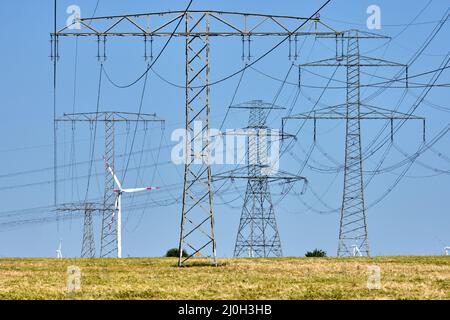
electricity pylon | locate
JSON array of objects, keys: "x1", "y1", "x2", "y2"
[
  {"x1": 56, "y1": 202, "x2": 104, "y2": 258},
  {"x1": 283, "y1": 29, "x2": 425, "y2": 256},
  {"x1": 56, "y1": 112, "x2": 163, "y2": 258},
  {"x1": 215, "y1": 100, "x2": 308, "y2": 258},
  {"x1": 52, "y1": 9, "x2": 342, "y2": 265}
]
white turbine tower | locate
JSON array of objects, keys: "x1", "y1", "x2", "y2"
[
  {"x1": 56, "y1": 239, "x2": 63, "y2": 259},
  {"x1": 106, "y1": 160, "x2": 159, "y2": 258}
]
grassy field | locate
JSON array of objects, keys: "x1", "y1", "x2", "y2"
[{"x1": 0, "y1": 256, "x2": 448, "y2": 300}]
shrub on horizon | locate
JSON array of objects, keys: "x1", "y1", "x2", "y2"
[
  {"x1": 305, "y1": 249, "x2": 327, "y2": 257},
  {"x1": 165, "y1": 248, "x2": 188, "y2": 258}
]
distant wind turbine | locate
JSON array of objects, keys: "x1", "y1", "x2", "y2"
[
  {"x1": 351, "y1": 244, "x2": 362, "y2": 257},
  {"x1": 435, "y1": 237, "x2": 449, "y2": 256},
  {"x1": 105, "y1": 160, "x2": 159, "y2": 258},
  {"x1": 56, "y1": 239, "x2": 63, "y2": 259}
]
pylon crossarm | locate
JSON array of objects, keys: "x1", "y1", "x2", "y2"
[
  {"x1": 56, "y1": 111, "x2": 163, "y2": 123},
  {"x1": 317, "y1": 29, "x2": 390, "y2": 40},
  {"x1": 212, "y1": 166, "x2": 307, "y2": 183},
  {"x1": 299, "y1": 56, "x2": 406, "y2": 68},
  {"x1": 284, "y1": 104, "x2": 425, "y2": 121},
  {"x1": 54, "y1": 10, "x2": 342, "y2": 38},
  {"x1": 359, "y1": 56, "x2": 406, "y2": 68},
  {"x1": 55, "y1": 202, "x2": 106, "y2": 212},
  {"x1": 229, "y1": 100, "x2": 286, "y2": 110}
]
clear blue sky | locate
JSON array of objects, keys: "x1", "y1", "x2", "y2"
[{"x1": 0, "y1": 0, "x2": 449, "y2": 258}]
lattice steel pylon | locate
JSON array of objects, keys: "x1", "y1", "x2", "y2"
[
  {"x1": 235, "y1": 105, "x2": 282, "y2": 257},
  {"x1": 340, "y1": 31, "x2": 368, "y2": 256},
  {"x1": 178, "y1": 13, "x2": 217, "y2": 266},
  {"x1": 52, "y1": 8, "x2": 342, "y2": 265},
  {"x1": 283, "y1": 29, "x2": 425, "y2": 257},
  {"x1": 56, "y1": 112, "x2": 163, "y2": 258},
  {"x1": 215, "y1": 101, "x2": 307, "y2": 257},
  {"x1": 56, "y1": 202, "x2": 106, "y2": 258},
  {"x1": 101, "y1": 113, "x2": 117, "y2": 257}
]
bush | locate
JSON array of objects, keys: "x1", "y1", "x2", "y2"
[
  {"x1": 165, "y1": 248, "x2": 188, "y2": 258},
  {"x1": 305, "y1": 249, "x2": 327, "y2": 257}
]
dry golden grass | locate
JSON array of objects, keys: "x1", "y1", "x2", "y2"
[{"x1": 0, "y1": 256, "x2": 448, "y2": 300}]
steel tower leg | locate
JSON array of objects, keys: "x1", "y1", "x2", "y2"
[
  {"x1": 100, "y1": 114, "x2": 118, "y2": 257},
  {"x1": 178, "y1": 13, "x2": 217, "y2": 266},
  {"x1": 338, "y1": 30, "x2": 370, "y2": 257}
]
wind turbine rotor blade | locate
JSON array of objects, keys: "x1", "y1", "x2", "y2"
[
  {"x1": 104, "y1": 157, "x2": 123, "y2": 190},
  {"x1": 121, "y1": 187, "x2": 160, "y2": 193}
]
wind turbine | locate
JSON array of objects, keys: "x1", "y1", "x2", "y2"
[
  {"x1": 351, "y1": 244, "x2": 362, "y2": 257},
  {"x1": 105, "y1": 160, "x2": 159, "y2": 258},
  {"x1": 436, "y1": 237, "x2": 449, "y2": 256},
  {"x1": 56, "y1": 239, "x2": 63, "y2": 259}
]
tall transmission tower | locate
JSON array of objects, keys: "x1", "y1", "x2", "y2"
[
  {"x1": 215, "y1": 100, "x2": 308, "y2": 258},
  {"x1": 56, "y1": 112, "x2": 163, "y2": 258},
  {"x1": 52, "y1": 9, "x2": 342, "y2": 265},
  {"x1": 57, "y1": 202, "x2": 105, "y2": 258},
  {"x1": 283, "y1": 30, "x2": 425, "y2": 256}
]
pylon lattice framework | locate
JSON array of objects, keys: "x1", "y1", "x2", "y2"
[
  {"x1": 215, "y1": 100, "x2": 308, "y2": 258},
  {"x1": 283, "y1": 30, "x2": 425, "y2": 256},
  {"x1": 53, "y1": 10, "x2": 342, "y2": 265},
  {"x1": 56, "y1": 112, "x2": 163, "y2": 258},
  {"x1": 236, "y1": 103, "x2": 282, "y2": 257},
  {"x1": 56, "y1": 202, "x2": 105, "y2": 258},
  {"x1": 341, "y1": 32, "x2": 368, "y2": 255}
]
